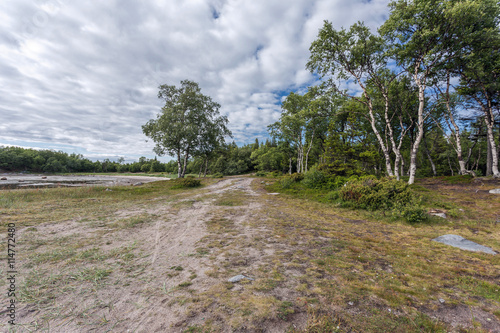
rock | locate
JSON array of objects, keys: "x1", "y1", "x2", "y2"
[
  {"x1": 348, "y1": 302, "x2": 354, "y2": 306},
  {"x1": 105, "y1": 188, "x2": 112, "y2": 191},
  {"x1": 439, "y1": 298, "x2": 445, "y2": 304},
  {"x1": 228, "y1": 275, "x2": 254, "y2": 283},
  {"x1": 133, "y1": 182, "x2": 143, "y2": 186},
  {"x1": 267, "y1": 193, "x2": 280, "y2": 195},
  {"x1": 429, "y1": 209, "x2": 447, "y2": 219},
  {"x1": 0, "y1": 177, "x2": 6, "y2": 180},
  {"x1": 261, "y1": 181, "x2": 265, "y2": 184},
  {"x1": 41, "y1": 176, "x2": 47, "y2": 179},
  {"x1": 433, "y1": 234, "x2": 497, "y2": 255},
  {"x1": 489, "y1": 188, "x2": 500, "y2": 194}
]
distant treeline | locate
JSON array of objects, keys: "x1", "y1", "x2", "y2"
[{"x1": 0, "y1": 142, "x2": 272, "y2": 175}]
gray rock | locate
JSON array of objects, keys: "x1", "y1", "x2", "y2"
[
  {"x1": 105, "y1": 188, "x2": 112, "y2": 191},
  {"x1": 489, "y1": 188, "x2": 500, "y2": 194},
  {"x1": 267, "y1": 193, "x2": 280, "y2": 195},
  {"x1": 1, "y1": 177, "x2": 6, "y2": 180},
  {"x1": 433, "y1": 234, "x2": 497, "y2": 255},
  {"x1": 133, "y1": 182, "x2": 143, "y2": 186},
  {"x1": 228, "y1": 275, "x2": 254, "y2": 283},
  {"x1": 439, "y1": 298, "x2": 445, "y2": 304},
  {"x1": 431, "y1": 212, "x2": 447, "y2": 219}
]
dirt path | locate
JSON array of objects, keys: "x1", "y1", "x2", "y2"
[
  {"x1": 13, "y1": 177, "x2": 264, "y2": 332},
  {"x1": 7, "y1": 176, "x2": 500, "y2": 332}
]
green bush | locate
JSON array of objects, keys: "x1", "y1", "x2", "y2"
[
  {"x1": 302, "y1": 166, "x2": 326, "y2": 189},
  {"x1": 290, "y1": 172, "x2": 304, "y2": 182},
  {"x1": 256, "y1": 171, "x2": 267, "y2": 177},
  {"x1": 270, "y1": 171, "x2": 281, "y2": 177},
  {"x1": 401, "y1": 206, "x2": 428, "y2": 223},
  {"x1": 211, "y1": 172, "x2": 224, "y2": 178},
  {"x1": 279, "y1": 176, "x2": 295, "y2": 189},
  {"x1": 339, "y1": 177, "x2": 421, "y2": 211},
  {"x1": 326, "y1": 190, "x2": 340, "y2": 202},
  {"x1": 172, "y1": 178, "x2": 201, "y2": 189}
]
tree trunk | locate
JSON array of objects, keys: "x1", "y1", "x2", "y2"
[
  {"x1": 177, "y1": 149, "x2": 183, "y2": 178},
  {"x1": 289, "y1": 157, "x2": 292, "y2": 174},
  {"x1": 486, "y1": 116, "x2": 500, "y2": 177},
  {"x1": 426, "y1": 149, "x2": 437, "y2": 177},
  {"x1": 365, "y1": 98, "x2": 394, "y2": 177},
  {"x1": 439, "y1": 72, "x2": 470, "y2": 176},
  {"x1": 181, "y1": 149, "x2": 189, "y2": 178},
  {"x1": 486, "y1": 131, "x2": 493, "y2": 176},
  {"x1": 475, "y1": 96, "x2": 499, "y2": 177},
  {"x1": 408, "y1": 76, "x2": 426, "y2": 185},
  {"x1": 423, "y1": 137, "x2": 436, "y2": 177},
  {"x1": 305, "y1": 128, "x2": 315, "y2": 173},
  {"x1": 203, "y1": 159, "x2": 208, "y2": 177},
  {"x1": 447, "y1": 154, "x2": 454, "y2": 176}
]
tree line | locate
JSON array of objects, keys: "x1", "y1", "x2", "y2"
[
  {"x1": 4, "y1": 1, "x2": 499, "y2": 182},
  {"x1": 143, "y1": 0, "x2": 499, "y2": 183}
]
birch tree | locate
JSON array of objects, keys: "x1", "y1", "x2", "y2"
[
  {"x1": 380, "y1": 0, "x2": 499, "y2": 183},
  {"x1": 307, "y1": 22, "x2": 395, "y2": 177},
  {"x1": 142, "y1": 80, "x2": 230, "y2": 178}
]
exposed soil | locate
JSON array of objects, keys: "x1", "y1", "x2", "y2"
[{"x1": 3, "y1": 177, "x2": 499, "y2": 332}]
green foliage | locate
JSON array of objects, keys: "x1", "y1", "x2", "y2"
[
  {"x1": 290, "y1": 172, "x2": 304, "y2": 182},
  {"x1": 171, "y1": 178, "x2": 201, "y2": 189},
  {"x1": 250, "y1": 146, "x2": 285, "y2": 172},
  {"x1": 255, "y1": 171, "x2": 267, "y2": 177},
  {"x1": 279, "y1": 176, "x2": 295, "y2": 189},
  {"x1": 142, "y1": 80, "x2": 231, "y2": 178},
  {"x1": 211, "y1": 172, "x2": 224, "y2": 178},
  {"x1": 400, "y1": 206, "x2": 428, "y2": 224},
  {"x1": 302, "y1": 166, "x2": 327, "y2": 189},
  {"x1": 338, "y1": 178, "x2": 425, "y2": 221}
]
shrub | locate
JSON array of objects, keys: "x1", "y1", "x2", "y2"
[
  {"x1": 279, "y1": 176, "x2": 295, "y2": 189},
  {"x1": 401, "y1": 206, "x2": 428, "y2": 223},
  {"x1": 270, "y1": 171, "x2": 281, "y2": 177},
  {"x1": 302, "y1": 166, "x2": 326, "y2": 189},
  {"x1": 290, "y1": 172, "x2": 304, "y2": 182},
  {"x1": 256, "y1": 171, "x2": 267, "y2": 177},
  {"x1": 325, "y1": 175, "x2": 347, "y2": 190},
  {"x1": 211, "y1": 172, "x2": 224, "y2": 178},
  {"x1": 326, "y1": 190, "x2": 340, "y2": 202},
  {"x1": 172, "y1": 178, "x2": 201, "y2": 189},
  {"x1": 338, "y1": 177, "x2": 421, "y2": 211}
]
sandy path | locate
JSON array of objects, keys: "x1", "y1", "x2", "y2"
[{"x1": 14, "y1": 177, "x2": 261, "y2": 332}]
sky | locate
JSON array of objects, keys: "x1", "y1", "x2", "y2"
[{"x1": 0, "y1": 0, "x2": 390, "y2": 162}]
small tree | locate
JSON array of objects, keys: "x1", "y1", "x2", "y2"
[{"x1": 142, "y1": 80, "x2": 231, "y2": 178}]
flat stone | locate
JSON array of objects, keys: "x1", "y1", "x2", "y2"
[
  {"x1": 228, "y1": 275, "x2": 254, "y2": 283},
  {"x1": 267, "y1": 193, "x2": 280, "y2": 195},
  {"x1": 431, "y1": 212, "x2": 447, "y2": 219},
  {"x1": 489, "y1": 188, "x2": 500, "y2": 194},
  {"x1": 433, "y1": 234, "x2": 497, "y2": 255},
  {"x1": 133, "y1": 182, "x2": 143, "y2": 186}
]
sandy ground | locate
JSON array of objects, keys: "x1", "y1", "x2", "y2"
[
  {"x1": 0, "y1": 174, "x2": 170, "y2": 188},
  {"x1": 11, "y1": 177, "x2": 271, "y2": 332}
]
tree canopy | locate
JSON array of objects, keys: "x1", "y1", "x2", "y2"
[{"x1": 142, "y1": 80, "x2": 231, "y2": 178}]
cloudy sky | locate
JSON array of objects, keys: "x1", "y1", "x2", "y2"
[{"x1": 0, "y1": 0, "x2": 389, "y2": 162}]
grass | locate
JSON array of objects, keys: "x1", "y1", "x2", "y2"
[
  {"x1": 2, "y1": 175, "x2": 499, "y2": 332},
  {"x1": 183, "y1": 176, "x2": 500, "y2": 332}
]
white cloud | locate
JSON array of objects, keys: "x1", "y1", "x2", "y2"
[{"x1": 0, "y1": 0, "x2": 390, "y2": 160}]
